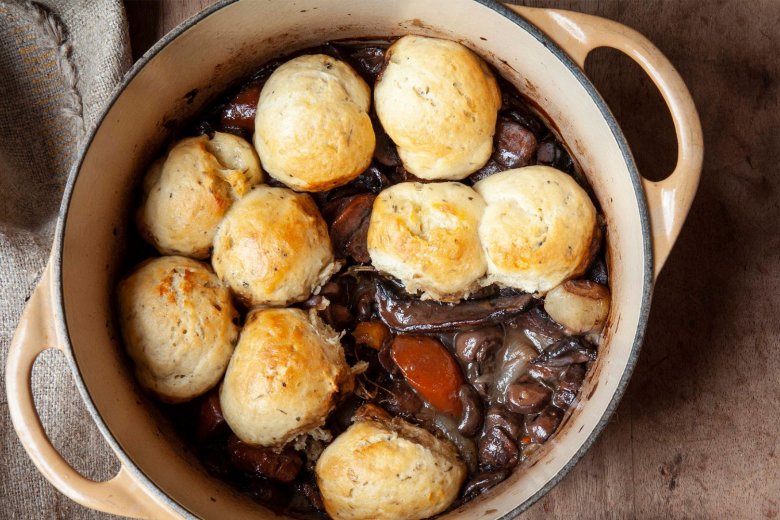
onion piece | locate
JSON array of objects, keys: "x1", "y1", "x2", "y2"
[
  {"x1": 431, "y1": 412, "x2": 478, "y2": 473},
  {"x1": 544, "y1": 280, "x2": 610, "y2": 334},
  {"x1": 491, "y1": 327, "x2": 538, "y2": 401}
]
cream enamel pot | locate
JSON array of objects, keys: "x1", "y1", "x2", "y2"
[{"x1": 6, "y1": 1, "x2": 703, "y2": 518}]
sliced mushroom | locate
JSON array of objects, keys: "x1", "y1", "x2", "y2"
[
  {"x1": 526, "y1": 406, "x2": 563, "y2": 443},
  {"x1": 544, "y1": 280, "x2": 610, "y2": 334},
  {"x1": 227, "y1": 435, "x2": 303, "y2": 483},
  {"x1": 478, "y1": 427, "x2": 519, "y2": 470},
  {"x1": 375, "y1": 279, "x2": 533, "y2": 333},
  {"x1": 505, "y1": 382, "x2": 552, "y2": 415},
  {"x1": 510, "y1": 307, "x2": 566, "y2": 351},
  {"x1": 527, "y1": 364, "x2": 566, "y2": 385},
  {"x1": 532, "y1": 337, "x2": 596, "y2": 367},
  {"x1": 468, "y1": 158, "x2": 503, "y2": 183},
  {"x1": 372, "y1": 118, "x2": 401, "y2": 166},
  {"x1": 321, "y1": 194, "x2": 360, "y2": 224},
  {"x1": 382, "y1": 378, "x2": 423, "y2": 419},
  {"x1": 197, "y1": 390, "x2": 228, "y2": 442},
  {"x1": 454, "y1": 325, "x2": 504, "y2": 363},
  {"x1": 457, "y1": 384, "x2": 483, "y2": 437},
  {"x1": 552, "y1": 364, "x2": 586, "y2": 409},
  {"x1": 330, "y1": 193, "x2": 375, "y2": 263},
  {"x1": 483, "y1": 405, "x2": 523, "y2": 440}
]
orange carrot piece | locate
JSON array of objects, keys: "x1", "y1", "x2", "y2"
[
  {"x1": 352, "y1": 320, "x2": 390, "y2": 351},
  {"x1": 390, "y1": 335, "x2": 464, "y2": 416}
]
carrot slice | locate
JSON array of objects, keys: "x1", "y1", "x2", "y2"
[
  {"x1": 352, "y1": 320, "x2": 390, "y2": 351},
  {"x1": 390, "y1": 335, "x2": 464, "y2": 416}
]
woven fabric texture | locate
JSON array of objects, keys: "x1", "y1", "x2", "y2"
[{"x1": 0, "y1": 1, "x2": 131, "y2": 517}]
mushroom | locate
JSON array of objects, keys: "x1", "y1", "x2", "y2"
[
  {"x1": 349, "y1": 47, "x2": 387, "y2": 81},
  {"x1": 457, "y1": 384, "x2": 483, "y2": 437},
  {"x1": 552, "y1": 364, "x2": 586, "y2": 409},
  {"x1": 526, "y1": 406, "x2": 563, "y2": 444},
  {"x1": 493, "y1": 118, "x2": 538, "y2": 169},
  {"x1": 543, "y1": 280, "x2": 610, "y2": 334},
  {"x1": 197, "y1": 390, "x2": 228, "y2": 443},
  {"x1": 510, "y1": 307, "x2": 566, "y2": 351},
  {"x1": 467, "y1": 158, "x2": 503, "y2": 183},
  {"x1": 478, "y1": 426, "x2": 519, "y2": 470},
  {"x1": 329, "y1": 193, "x2": 375, "y2": 263},
  {"x1": 483, "y1": 405, "x2": 523, "y2": 439},
  {"x1": 505, "y1": 382, "x2": 552, "y2": 415},
  {"x1": 532, "y1": 337, "x2": 596, "y2": 367},
  {"x1": 227, "y1": 435, "x2": 303, "y2": 483},
  {"x1": 454, "y1": 325, "x2": 504, "y2": 363},
  {"x1": 375, "y1": 279, "x2": 533, "y2": 333}
]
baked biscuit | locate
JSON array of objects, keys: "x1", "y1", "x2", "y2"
[
  {"x1": 316, "y1": 414, "x2": 466, "y2": 520},
  {"x1": 137, "y1": 132, "x2": 262, "y2": 258},
  {"x1": 254, "y1": 54, "x2": 375, "y2": 192},
  {"x1": 374, "y1": 35, "x2": 501, "y2": 180},
  {"x1": 211, "y1": 186, "x2": 338, "y2": 306},
  {"x1": 474, "y1": 166, "x2": 597, "y2": 293},
  {"x1": 367, "y1": 182, "x2": 486, "y2": 301},
  {"x1": 220, "y1": 308, "x2": 353, "y2": 446},
  {"x1": 117, "y1": 256, "x2": 238, "y2": 403}
]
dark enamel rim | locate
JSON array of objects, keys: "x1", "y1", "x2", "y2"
[{"x1": 52, "y1": 1, "x2": 654, "y2": 518}]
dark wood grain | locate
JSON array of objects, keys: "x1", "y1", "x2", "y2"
[{"x1": 120, "y1": 2, "x2": 780, "y2": 519}]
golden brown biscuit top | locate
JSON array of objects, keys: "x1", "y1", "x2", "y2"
[
  {"x1": 367, "y1": 181, "x2": 487, "y2": 301},
  {"x1": 474, "y1": 166, "x2": 598, "y2": 293},
  {"x1": 254, "y1": 54, "x2": 375, "y2": 192},
  {"x1": 219, "y1": 308, "x2": 353, "y2": 446},
  {"x1": 374, "y1": 35, "x2": 501, "y2": 180}
]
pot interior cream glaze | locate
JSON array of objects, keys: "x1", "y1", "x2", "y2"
[{"x1": 6, "y1": 0, "x2": 703, "y2": 518}]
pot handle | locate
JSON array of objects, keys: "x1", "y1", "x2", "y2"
[
  {"x1": 5, "y1": 261, "x2": 178, "y2": 519},
  {"x1": 507, "y1": 5, "x2": 704, "y2": 278}
]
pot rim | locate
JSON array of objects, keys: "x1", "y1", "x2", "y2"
[{"x1": 52, "y1": 1, "x2": 654, "y2": 518}]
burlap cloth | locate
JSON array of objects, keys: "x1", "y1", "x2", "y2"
[{"x1": 0, "y1": 1, "x2": 131, "y2": 517}]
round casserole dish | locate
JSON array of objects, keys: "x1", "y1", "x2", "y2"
[{"x1": 6, "y1": 1, "x2": 703, "y2": 518}]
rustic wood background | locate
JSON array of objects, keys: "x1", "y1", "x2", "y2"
[{"x1": 4, "y1": 0, "x2": 779, "y2": 518}]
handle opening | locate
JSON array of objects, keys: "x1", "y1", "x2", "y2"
[
  {"x1": 583, "y1": 47, "x2": 678, "y2": 183},
  {"x1": 30, "y1": 346, "x2": 120, "y2": 481}
]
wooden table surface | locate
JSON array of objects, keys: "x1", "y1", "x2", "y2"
[{"x1": 11, "y1": 1, "x2": 780, "y2": 518}]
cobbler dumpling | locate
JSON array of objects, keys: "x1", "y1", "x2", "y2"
[
  {"x1": 137, "y1": 132, "x2": 262, "y2": 258},
  {"x1": 474, "y1": 166, "x2": 598, "y2": 293},
  {"x1": 367, "y1": 182, "x2": 486, "y2": 301},
  {"x1": 211, "y1": 186, "x2": 338, "y2": 306},
  {"x1": 220, "y1": 308, "x2": 354, "y2": 447},
  {"x1": 316, "y1": 413, "x2": 467, "y2": 520},
  {"x1": 254, "y1": 54, "x2": 375, "y2": 192},
  {"x1": 374, "y1": 35, "x2": 501, "y2": 180},
  {"x1": 117, "y1": 256, "x2": 238, "y2": 403}
]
